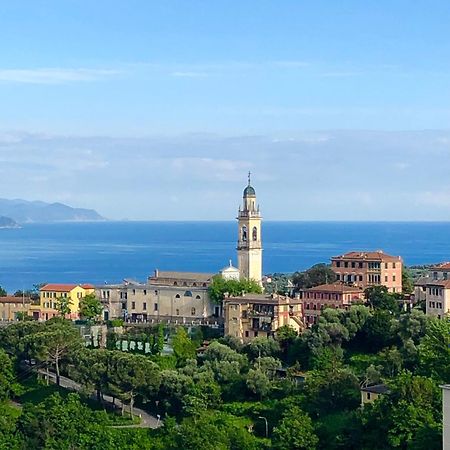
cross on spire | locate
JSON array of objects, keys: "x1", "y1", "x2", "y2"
[{"x1": 248, "y1": 171, "x2": 251, "y2": 186}]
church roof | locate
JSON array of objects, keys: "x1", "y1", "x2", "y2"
[
  {"x1": 243, "y1": 185, "x2": 256, "y2": 197},
  {"x1": 220, "y1": 260, "x2": 239, "y2": 273}
]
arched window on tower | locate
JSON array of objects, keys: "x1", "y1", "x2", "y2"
[
  {"x1": 242, "y1": 225, "x2": 247, "y2": 242},
  {"x1": 252, "y1": 226, "x2": 258, "y2": 241}
]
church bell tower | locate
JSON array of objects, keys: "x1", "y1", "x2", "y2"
[{"x1": 237, "y1": 173, "x2": 262, "y2": 284}]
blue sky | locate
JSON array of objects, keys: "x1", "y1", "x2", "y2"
[{"x1": 1, "y1": 1, "x2": 450, "y2": 219}]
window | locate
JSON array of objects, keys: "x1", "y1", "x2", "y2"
[
  {"x1": 245, "y1": 331, "x2": 249, "y2": 337},
  {"x1": 351, "y1": 262, "x2": 356, "y2": 268},
  {"x1": 195, "y1": 295, "x2": 201, "y2": 300},
  {"x1": 385, "y1": 276, "x2": 388, "y2": 282},
  {"x1": 344, "y1": 262, "x2": 348, "y2": 268},
  {"x1": 336, "y1": 261, "x2": 341, "y2": 268},
  {"x1": 393, "y1": 263, "x2": 396, "y2": 269},
  {"x1": 154, "y1": 303, "x2": 158, "y2": 311},
  {"x1": 143, "y1": 290, "x2": 147, "y2": 295},
  {"x1": 174, "y1": 282, "x2": 178, "y2": 286},
  {"x1": 254, "y1": 331, "x2": 258, "y2": 337},
  {"x1": 392, "y1": 276, "x2": 396, "y2": 282},
  {"x1": 367, "y1": 392, "x2": 371, "y2": 400},
  {"x1": 175, "y1": 294, "x2": 180, "y2": 299},
  {"x1": 143, "y1": 302, "x2": 147, "y2": 310},
  {"x1": 242, "y1": 225, "x2": 247, "y2": 242},
  {"x1": 184, "y1": 291, "x2": 193, "y2": 297},
  {"x1": 132, "y1": 289, "x2": 136, "y2": 295},
  {"x1": 252, "y1": 226, "x2": 258, "y2": 241},
  {"x1": 131, "y1": 301, "x2": 136, "y2": 310},
  {"x1": 191, "y1": 307, "x2": 196, "y2": 315},
  {"x1": 385, "y1": 263, "x2": 388, "y2": 269},
  {"x1": 359, "y1": 262, "x2": 363, "y2": 268},
  {"x1": 155, "y1": 290, "x2": 158, "y2": 295},
  {"x1": 122, "y1": 302, "x2": 126, "y2": 310},
  {"x1": 175, "y1": 309, "x2": 179, "y2": 315},
  {"x1": 359, "y1": 275, "x2": 363, "y2": 281}
]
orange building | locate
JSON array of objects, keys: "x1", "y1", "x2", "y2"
[
  {"x1": 331, "y1": 250, "x2": 402, "y2": 293},
  {"x1": 300, "y1": 283, "x2": 364, "y2": 326}
]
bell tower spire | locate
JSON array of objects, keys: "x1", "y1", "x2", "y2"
[{"x1": 237, "y1": 174, "x2": 262, "y2": 284}]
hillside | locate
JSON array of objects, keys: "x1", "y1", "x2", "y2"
[
  {"x1": 0, "y1": 199, "x2": 105, "y2": 223},
  {"x1": 0, "y1": 216, "x2": 20, "y2": 228}
]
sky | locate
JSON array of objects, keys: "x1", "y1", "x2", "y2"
[{"x1": 1, "y1": 1, "x2": 450, "y2": 220}]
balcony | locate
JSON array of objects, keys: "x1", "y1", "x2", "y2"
[
  {"x1": 251, "y1": 318, "x2": 273, "y2": 332},
  {"x1": 247, "y1": 309, "x2": 274, "y2": 319}
]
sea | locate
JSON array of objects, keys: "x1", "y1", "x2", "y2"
[{"x1": 0, "y1": 221, "x2": 449, "y2": 292}]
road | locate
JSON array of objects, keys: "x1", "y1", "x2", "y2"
[{"x1": 38, "y1": 369, "x2": 161, "y2": 429}]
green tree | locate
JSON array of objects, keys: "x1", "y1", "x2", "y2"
[
  {"x1": 402, "y1": 267, "x2": 414, "y2": 295},
  {"x1": 419, "y1": 317, "x2": 450, "y2": 382},
  {"x1": 17, "y1": 393, "x2": 114, "y2": 449},
  {"x1": 26, "y1": 321, "x2": 82, "y2": 385},
  {"x1": 244, "y1": 337, "x2": 281, "y2": 359},
  {"x1": 208, "y1": 275, "x2": 262, "y2": 304},
  {"x1": 108, "y1": 352, "x2": 161, "y2": 416},
  {"x1": 172, "y1": 327, "x2": 196, "y2": 365},
  {"x1": 272, "y1": 406, "x2": 319, "y2": 449},
  {"x1": 55, "y1": 295, "x2": 73, "y2": 318},
  {"x1": 79, "y1": 293, "x2": 103, "y2": 322},
  {"x1": 0, "y1": 349, "x2": 17, "y2": 401},
  {"x1": 361, "y1": 372, "x2": 442, "y2": 449},
  {"x1": 364, "y1": 285, "x2": 399, "y2": 313},
  {"x1": 292, "y1": 263, "x2": 337, "y2": 289},
  {"x1": 0, "y1": 286, "x2": 6, "y2": 296},
  {"x1": 246, "y1": 368, "x2": 271, "y2": 399}
]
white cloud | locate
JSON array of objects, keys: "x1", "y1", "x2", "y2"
[{"x1": 0, "y1": 68, "x2": 119, "y2": 84}]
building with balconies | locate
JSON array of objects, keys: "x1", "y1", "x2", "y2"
[
  {"x1": 300, "y1": 283, "x2": 365, "y2": 326},
  {"x1": 224, "y1": 293, "x2": 303, "y2": 342},
  {"x1": 331, "y1": 250, "x2": 402, "y2": 293}
]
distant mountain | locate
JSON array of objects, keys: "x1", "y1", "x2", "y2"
[
  {"x1": 0, "y1": 216, "x2": 20, "y2": 228},
  {"x1": 0, "y1": 199, "x2": 105, "y2": 223}
]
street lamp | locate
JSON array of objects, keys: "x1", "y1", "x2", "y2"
[{"x1": 258, "y1": 416, "x2": 268, "y2": 438}]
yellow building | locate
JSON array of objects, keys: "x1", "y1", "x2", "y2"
[
  {"x1": 224, "y1": 293, "x2": 303, "y2": 342},
  {"x1": 31, "y1": 283, "x2": 94, "y2": 321},
  {"x1": 237, "y1": 174, "x2": 262, "y2": 284},
  {"x1": 0, "y1": 296, "x2": 32, "y2": 321}
]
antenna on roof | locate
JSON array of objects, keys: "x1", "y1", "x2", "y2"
[{"x1": 248, "y1": 171, "x2": 251, "y2": 185}]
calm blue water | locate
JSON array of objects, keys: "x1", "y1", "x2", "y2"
[{"x1": 0, "y1": 221, "x2": 449, "y2": 292}]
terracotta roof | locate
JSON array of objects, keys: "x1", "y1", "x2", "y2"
[
  {"x1": 225, "y1": 294, "x2": 299, "y2": 305},
  {"x1": 430, "y1": 262, "x2": 450, "y2": 271},
  {"x1": 332, "y1": 250, "x2": 401, "y2": 262},
  {"x1": 304, "y1": 283, "x2": 364, "y2": 294},
  {"x1": 0, "y1": 296, "x2": 32, "y2": 304},
  {"x1": 425, "y1": 279, "x2": 450, "y2": 289},
  {"x1": 414, "y1": 276, "x2": 430, "y2": 287},
  {"x1": 40, "y1": 283, "x2": 94, "y2": 292}
]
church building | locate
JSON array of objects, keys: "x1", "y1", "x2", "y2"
[{"x1": 96, "y1": 176, "x2": 264, "y2": 323}]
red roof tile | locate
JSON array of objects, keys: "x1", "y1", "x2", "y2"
[
  {"x1": 303, "y1": 283, "x2": 364, "y2": 294},
  {"x1": 0, "y1": 296, "x2": 32, "y2": 304},
  {"x1": 332, "y1": 250, "x2": 401, "y2": 262},
  {"x1": 40, "y1": 283, "x2": 93, "y2": 292}
]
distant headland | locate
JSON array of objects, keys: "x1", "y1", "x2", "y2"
[{"x1": 0, "y1": 198, "x2": 105, "y2": 224}]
